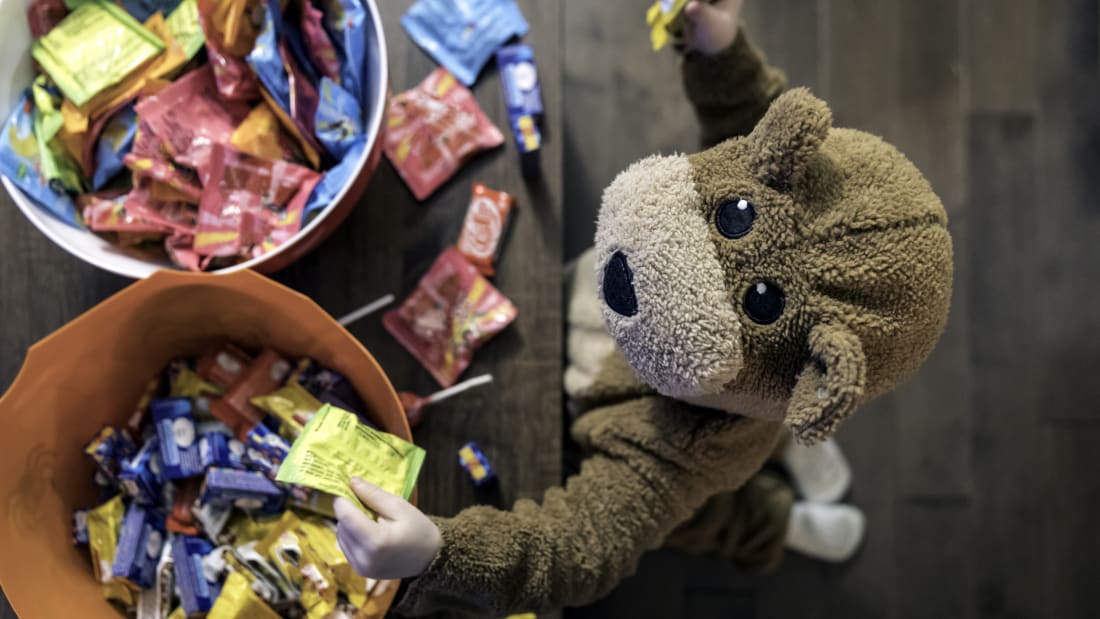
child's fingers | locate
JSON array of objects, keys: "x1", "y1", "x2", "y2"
[
  {"x1": 333, "y1": 496, "x2": 383, "y2": 536},
  {"x1": 349, "y1": 476, "x2": 415, "y2": 520}
]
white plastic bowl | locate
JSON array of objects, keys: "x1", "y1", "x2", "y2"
[{"x1": 0, "y1": 0, "x2": 388, "y2": 278}]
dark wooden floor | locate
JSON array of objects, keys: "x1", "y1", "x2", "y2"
[{"x1": 563, "y1": 1, "x2": 1100, "y2": 618}]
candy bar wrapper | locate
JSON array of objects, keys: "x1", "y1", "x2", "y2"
[
  {"x1": 208, "y1": 571, "x2": 282, "y2": 619},
  {"x1": 124, "y1": 155, "x2": 204, "y2": 204},
  {"x1": 91, "y1": 105, "x2": 137, "y2": 190},
  {"x1": 118, "y1": 0, "x2": 181, "y2": 22},
  {"x1": 250, "y1": 381, "x2": 323, "y2": 438},
  {"x1": 74, "y1": 509, "x2": 91, "y2": 546},
  {"x1": 289, "y1": 357, "x2": 368, "y2": 419},
  {"x1": 27, "y1": 0, "x2": 68, "y2": 38},
  {"x1": 301, "y1": 0, "x2": 341, "y2": 83},
  {"x1": 194, "y1": 144, "x2": 320, "y2": 258},
  {"x1": 120, "y1": 438, "x2": 167, "y2": 505},
  {"x1": 319, "y1": 0, "x2": 369, "y2": 107},
  {"x1": 167, "y1": 361, "x2": 224, "y2": 398},
  {"x1": 456, "y1": 183, "x2": 514, "y2": 276},
  {"x1": 315, "y1": 77, "x2": 363, "y2": 160},
  {"x1": 200, "y1": 468, "x2": 285, "y2": 512},
  {"x1": 232, "y1": 102, "x2": 307, "y2": 164},
  {"x1": 276, "y1": 404, "x2": 425, "y2": 515},
  {"x1": 385, "y1": 68, "x2": 504, "y2": 200},
  {"x1": 401, "y1": 0, "x2": 529, "y2": 86},
  {"x1": 302, "y1": 135, "x2": 364, "y2": 223},
  {"x1": 498, "y1": 44, "x2": 543, "y2": 117},
  {"x1": 208, "y1": 348, "x2": 292, "y2": 439},
  {"x1": 112, "y1": 502, "x2": 167, "y2": 589},
  {"x1": 84, "y1": 426, "x2": 137, "y2": 483},
  {"x1": 31, "y1": 75, "x2": 86, "y2": 193},
  {"x1": 646, "y1": 0, "x2": 690, "y2": 51},
  {"x1": 86, "y1": 495, "x2": 137, "y2": 607},
  {"x1": 171, "y1": 535, "x2": 222, "y2": 615},
  {"x1": 165, "y1": 0, "x2": 206, "y2": 61},
  {"x1": 167, "y1": 478, "x2": 202, "y2": 535},
  {"x1": 165, "y1": 234, "x2": 202, "y2": 271},
  {"x1": 245, "y1": 423, "x2": 292, "y2": 465},
  {"x1": 136, "y1": 543, "x2": 175, "y2": 619},
  {"x1": 153, "y1": 397, "x2": 206, "y2": 479},
  {"x1": 134, "y1": 65, "x2": 252, "y2": 176},
  {"x1": 248, "y1": 0, "x2": 327, "y2": 166},
  {"x1": 32, "y1": 0, "x2": 165, "y2": 106},
  {"x1": 200, "y1": 430, "x2": 247, "y2": 470},
  {"x1": 0, "y1": 92, "x2": 81, "y2": 226},
  {"x1": 82, "y1": 193, "x2": 170, "y2": 234},
  {"x1": 121, "y1": 183, "x2": 198, "y2": 236},
  {"x1": 195, "y1": 0, "x2": 263, "y2": 100},
  {"x1": 384, "y1": 247, "x2": 518, "y2": 386},
  {"x1": 196, "y1": 344, "x2": 253, "y2": 389}
]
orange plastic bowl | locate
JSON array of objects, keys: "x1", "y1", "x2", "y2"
[
  {"x1": 0, "y1": 269, "x2": 410, "y2": 618},
  {"x1": 0, "y1": 0, "x2": 388, "y2": 278}
]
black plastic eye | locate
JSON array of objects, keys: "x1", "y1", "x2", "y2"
[
  {"x1": 743, "y1": 281, "x2": 785, "y2": 325},
  {"x1": 715, "y1": 198, "x2": 755, "y2": 239}
]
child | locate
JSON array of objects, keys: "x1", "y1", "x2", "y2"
[{"x1": 333, "y1": 0, "x2": 953, "y2": 614}]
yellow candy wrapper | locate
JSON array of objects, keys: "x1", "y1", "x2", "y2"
[
  {"x1": 169, "y1": 363, "x2": 224, "y2": 399},
  {"x1": 255, "y1": 511, "x2": 305, "y2": 592},
  {"x1": 167, "y1": 606, "x2": 186, "y2": 619},
  {"x1": 275, "y1": 405, "x2": 426, "y2": 515},
  {"x1": 297, "y1": 517, "x2": 367, "y2": 608},
  {"x1": 165, "y1": 0, "x2": 206, "y2": 61},
  {"x1": 296, "y1": 532, "x2": 339, "y2": 619},
  {"x1": 207, "y1": 571, "x2": 282, "y2": 619},
  {"x1": 646, "y1": 0, "x2": 690, "y2": 51},
  {"x1": 32, "y1": 0, "x2": 165, "y2": 106},
  {"x1": 250, "y1": 380, "x2": 322, "y2": 438},
  {"x1": 86, "y1": 495, "x2": 136, "y2": 608}
]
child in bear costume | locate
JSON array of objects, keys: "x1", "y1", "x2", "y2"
[{"x1": 332, "y1": 1, "x2": 954, "y2": 615}]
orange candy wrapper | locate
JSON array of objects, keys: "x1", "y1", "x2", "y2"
[
  {"x1": 456, "y1": 183, "x2": 514, "y2": 276},
  {"x1": 384, "y1": 68, "x2": 504, "y2": 200}
]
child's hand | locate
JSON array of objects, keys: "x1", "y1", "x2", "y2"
[
  {"x1": 333, "y1": 477, "x2": 442, "y2": 579},
  {"x1": 679, "y1": 0, "x2": 743, "y2": 55}
]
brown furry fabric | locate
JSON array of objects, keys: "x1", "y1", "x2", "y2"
[{"x1": 392, "y1": 27, "x2": 953, "y2": 616}]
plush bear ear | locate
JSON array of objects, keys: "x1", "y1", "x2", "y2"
[
  {"x1": 748, "y1": 88, "x2": 832, "y2": 190},
  {"x1": 786, "y1": 323, "x2": 866, "y2": 444}
]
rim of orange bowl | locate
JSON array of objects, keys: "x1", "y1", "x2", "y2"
[{"x1": 0, "y1": 0, "x2": 389, "y2": 280}]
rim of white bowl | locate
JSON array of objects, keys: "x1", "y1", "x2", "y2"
[{"x1": 0, "y1": 0, "x2": 389, "y2": 280}]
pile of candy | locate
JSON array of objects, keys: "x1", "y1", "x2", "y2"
[
  {"x1": 383, "y1": 0, "x2": 545, "y2": 199},
  {"x1": 76, "y1": 343, "x2": 425, "y2": 618},
  {"x1": 2, "y1": 0, "x2": 376, "y2": 270}
]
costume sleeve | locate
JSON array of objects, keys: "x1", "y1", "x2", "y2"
[
  {"x1": 391, "y1": 398, "x2": 783, "y2": 616},
  {"x1": 681, "y1": 28, "x2": 788, "y2": 147}
]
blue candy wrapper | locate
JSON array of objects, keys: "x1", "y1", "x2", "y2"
[
  {"x1": 315, "y1": 77, "x2": 363, "y2": 159},
  {"x1": 117, "y1": 0, "x2": 181, "y2": 21},
  {"x1": 248, "y1": 2, "x2": 292, "y2": 115},
  {"x1": 120, "y1": 438, "x2": 166, "y2": 505},
  {"x1": 92, "y1": 105, "x2": 137, "y2": 191},
  {"x1": 401, "y1": 0, "x2": 528, "y2": 86},
  {"x1": 112, "y1": 502, "x2": 166, "y2": 589},
  {"x1": 200, "y1": 468, "x2": 285, "y2": 512},
  {"x1": 302, "y1": 135, "x2": 364, "y2": 222},
  {"x1": 73, "y1": 509, "x2": 90, "y2": 546},
  {"x1": 320, "y1": 0, "x2": 368, "y2": 118},
  {"x1": 0, "y1": 91, "x2": 80, "y2": 227},
  {"x1": 153, "y1": 398, "x2": 205, "y2": 480},
  {"x1": 199, "y1": 430, "x2": 246, "y2": 470},
  {"x1": 172, "y1": 535, "x2": 221, "y2": 615},
  {"x1": 497, "y1": 44, "x2": 543, "y2": 118}
]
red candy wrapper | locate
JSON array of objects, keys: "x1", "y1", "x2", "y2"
[
  {"x1": 209, "y1": 348, "x2": 293, "y2": 439},
  {"x1": 134, "y1": 66, "x2": 252, "y2": 178},
  {"x1": 194, "y1": 144, "x2": 321, "y2": 257},
  {"x1": 384, "y1": 68, "x2": 504, "y2": 200},
  {"x1": 384, "y1": 248, "x2": 517, "y2": 387},
  {"x1": 26, "y1": 0, "x2": 67, "y2": 38},
  {"x1": 300, "y1": 1, "x2": 341, "y2": 83},
  {"x1": 456, "y1": 183, "x2": 514, "y2": 277},
  {"x1": 81, "y1": 193, "x2": 169, "y2": 234}
]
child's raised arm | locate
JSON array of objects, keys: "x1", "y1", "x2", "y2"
[{"x1": 678, "y1": 0, "x2": 788, "y2": 147}]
